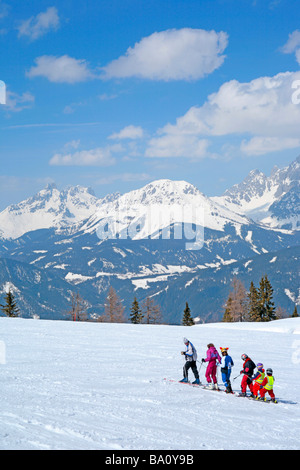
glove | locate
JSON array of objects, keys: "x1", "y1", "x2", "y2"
[
  {"x1": 181, "y1": 351, "x2": 185, "y2": 356},
  {"x1": 201, "y1": 358, "x2": 205, "y2": 363}
]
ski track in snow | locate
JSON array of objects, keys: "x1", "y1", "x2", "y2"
[{"x1": 0, "y1": 317, "x2": 300, "y2": 450}]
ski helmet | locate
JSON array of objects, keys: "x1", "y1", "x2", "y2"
[
  {"x1": 266, "y1": 368, "x2": 273, "y2": 375},
  {"x1": 183, "y1": 337, "x2": 189, "y2": 345},
  {"x1": 257, "y1": 363, "x2": 264, "y2": 369},
  {"x1": 241, "y1": 354, "x2": 248, "y2": 361}
]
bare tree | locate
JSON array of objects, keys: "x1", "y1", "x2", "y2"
[
  {"x1": 102, "y1": 286, "x2": 126, "y2": 323},
  {"x1": 66, "y1": 292, "x2": 88, "y2": 321},
  {"x1": 141, "y1": 297, "x2": 162, "y2": 324},
  {"x1": 226, "y1": 277, "x2": 248, "y2": 322}
]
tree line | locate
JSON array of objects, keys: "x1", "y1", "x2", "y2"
[
  {"x1": 222, "y1": 274, "x2": 299, "y2": 322},
  {"x1": 0, "y1": 275, "x2": 299, "y2": 324}
]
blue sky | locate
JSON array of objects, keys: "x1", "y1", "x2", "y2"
[{"x1": 0, "y1": 0, "x2": 300, "y2": 209}]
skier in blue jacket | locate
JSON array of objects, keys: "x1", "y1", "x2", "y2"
[{"x1": 220, "y1": 347, "x2": 234, "y2": 393}]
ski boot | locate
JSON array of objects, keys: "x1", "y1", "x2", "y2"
[
  {"x1": 206, "y1": 383, "x2": 215, "y2": 390},
  {"x1": 192, "y1": 378, "x2": 200, "y2": 385},
  {"x1": 179, "y1": 377, "x2": 188, "y2": 383}
]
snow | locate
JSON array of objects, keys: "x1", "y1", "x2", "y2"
[
  {"x1": 1, "y1": 317, "x2": 300, "y2": 450},
  {"x1": 65, "y1": 272, "x2": 94, "y2": 284},
  {"x1": 81, "y1": 179, "x2": 249, "y2": 243}
]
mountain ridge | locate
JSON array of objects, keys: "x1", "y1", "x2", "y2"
[{"x1": 0, "y1": 156, "x2": 299, "y2": 322}]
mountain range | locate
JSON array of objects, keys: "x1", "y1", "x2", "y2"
[{"x1": 0, "y1": 156, "x2": 299, "y2": 323}]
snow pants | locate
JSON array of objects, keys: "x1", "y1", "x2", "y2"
[
  {"x1": 221, "y1": 369, "x2": 231, "y2": 388},
  {"x1": 259, "y1": 387, "x2": 275, "y2": 399},
  {"x1": 205, "y1": 362, "x2": 218, "y2": 384},
  {"x1": 253, "y1": 382, "x2": 261, "y2": 397},
  {"x1": 241, "y1": 374, "x2": 253, "y2": 394},
  {"x1": 183, "y1": 360, "x2": 199, "y2": 380}
]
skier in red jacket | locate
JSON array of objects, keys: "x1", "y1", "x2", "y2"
[{"x1": 240, "y1": 354, "x2": 256, "y2": 397}]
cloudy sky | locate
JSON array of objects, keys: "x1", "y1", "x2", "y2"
[{"x1": 0, "y1": 0, "x2": 300, "y2": 208}]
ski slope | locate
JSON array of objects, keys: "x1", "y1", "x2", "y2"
[{"x1": 0, "y1": 317, "x2": 300, "y2": 450}]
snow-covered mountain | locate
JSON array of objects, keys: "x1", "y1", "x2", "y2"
[
  {"x1": 0, "y1": 183, "x2": 120, "y2": 240},
  {"x1": 213, "y1": 156, "x2": 300, "y2": 230},
  {"x1": 80, "y1": 179, "x2": 249, "y2": 246},
  {"x1": 0, "y1": 156, "x2": 299, "y2": 322}
]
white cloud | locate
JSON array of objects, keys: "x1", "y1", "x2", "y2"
[
  {"x1": 145, "y1": 71, "x2": 300, "y2": 158},
  {"x1": 108, "y1": 125, "x2": 144, "y2": 140},
  {"x1": 17, "y1": 7, "x2": 60, "y2": 40},
  {"x1": 102, "y1": 28, "x2": 228, "y2": 81},
  {"x1": 49, "y1": 144, "x2": 122, "y2": 166},
  {"x1": 280, "y1": 30, "x2": 300, "y2": 65},
  {"x1": 0, "y1": 1, "x2": 9, "y2": 20},
  {"x1": 27, "y1": 55, "x2": 94, "y2": 83},
  {"x1": 0, "y1": 80, "x2": 5, "y2": 104},
  {"x1": 4, "y1": 90, "x2": 35, "y2": 112},
  {"x1": 281, "y1": 30, "x2": 300, "y2": 51},
  {"x1": 145, "y1": 133, "x2": 210, "y2": 159},
  {"x1": 241, "y1": 137, "x2": 300, "y2": 156}
]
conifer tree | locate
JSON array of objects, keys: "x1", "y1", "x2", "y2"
[
  {"x1": 130, "y1": 297, "x2": 143, "y2": 324},
  {"x1": 247, "y1": 281, "x2": 260, "y2": 322},
  {"x1": 257, "y1": 275, "x2": 277, "y2": 321},
  {"x1": 0, "y1": 290, "x2": 20, "y2": 318},
  {"x1": 292, "y1": 305, "x2": 299, "y2": 318},
  {"x1": 182, "y1": 302, "x2": 195, "y2": 326}
]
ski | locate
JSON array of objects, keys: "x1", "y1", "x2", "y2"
[
  {"x1": 163, "y1": 378, "x2": 202, "y2": 387},
  {"x1": 238, "y1": 394, "x2": 278, "y2": 403},
  {"x1": 163, "y1": 379, "x2": 238, "y2": 395},
  {"x1": 163, "y1": 379, "x2": 295, "y2": 404}
]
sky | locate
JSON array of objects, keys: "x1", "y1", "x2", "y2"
[{"x1": 0, "y1": 0, "x2": 300, "y2": 209}]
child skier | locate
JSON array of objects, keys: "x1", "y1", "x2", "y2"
[
  {"x1": 180, "y1": 338, "x2": 200, "y2": 384},
  {"x1": 252, "y1": 363, "x2": 265, "y2": 398},
  {"x1": 220, "y1": 347, "x2": 234, "y2": 393},
  {"x1": 240, "y1": 354, "x2": 256, "y2": 397},
  {"x1": 202, "y1": 343, "x2": 221, "y2": 390},
  {"x1": 258, "y1": 368, "x2": 276, "y2": 402}
]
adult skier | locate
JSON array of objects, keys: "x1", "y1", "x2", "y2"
[
  {"x1": 252, "y1": 363, "x2": 265, "y2": 398},
  {"x1": 201, "y1": 343, "x2": 221, "y2": 390},
  {"x1": 220, "y1": 347, "x2": 234, "y2": 393},
  {"x1": 258, "y1": 368, "x2": 276, "y2": 402},
  {"x1": 180, "y1": 338, "x2": 200, "y2": 384},
  {"x1": 240, "y1": 354, "x2": 256, "y2": 397}
]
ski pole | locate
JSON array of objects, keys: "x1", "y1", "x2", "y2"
[{"x1": 233, "y1": 372, "x2": 243, "y2": 381}]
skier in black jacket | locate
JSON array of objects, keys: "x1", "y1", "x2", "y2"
[{"x1": 240, "y1": 354, "x2": 256, "y2": 397}]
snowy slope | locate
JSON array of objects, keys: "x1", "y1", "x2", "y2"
[{"x1": 1, "y1": 317, "x2": 299, "y2": 450}]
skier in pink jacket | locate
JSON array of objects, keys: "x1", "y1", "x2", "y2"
[{"x1": 202, "y1": 343, "x2": 221, "y2": 390}]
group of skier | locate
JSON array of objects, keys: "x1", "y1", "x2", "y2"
[{"x1": 180, "y1": 338, "x2": 276, "y2": 402}]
